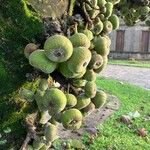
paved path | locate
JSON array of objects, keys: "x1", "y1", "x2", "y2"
[{"x1": 101, "y1": 65, "x2": 150, "y2": 90}]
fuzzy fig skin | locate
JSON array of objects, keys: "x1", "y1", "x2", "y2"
[
  {"x1": 67, "y1": 47, "x2": 91, "y2": 73},
  {"x1": 108, "y1": 14, "x2": 120, "y2": 30},
  {"x1": 69, "y1": 33, "x2": 91, "y2": 48},
  {"x1": 84, "y1": 81, "x2": 97, "y2": 98},
  {"x1": 29, "y1": 50, "x2": 57, "y2": 74},
  {"x1": 44, "y1": 123, "x2": 57, "y2": 142},
  {"x1": 92, "y1": 90, "x2": 107, "y2": 108},
  {"x1": 61, "y1": 109, "x2": 83, "y2": 130},
  {"x1": 44, "y1": 35, "x2": 73, "y2": 62},
  {"x1": 43, "y1": 88, "x2": 67, "y2": 115},
  {"x1": 75, "y1": 94, "x2": 91, "y2": 110},
  {"x1": 66, "y1": 93, "x2": 77, "y2": 108}
]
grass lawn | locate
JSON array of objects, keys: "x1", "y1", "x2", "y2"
[
  {"x1": 84, "y1": 78, "x2": 150, "y2": 150},
  {"x1": 109, "y1": 59, "x2": 150, "y2": 68}
]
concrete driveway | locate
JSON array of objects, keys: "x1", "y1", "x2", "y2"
[{"x1": 101, "y1": 65, "x2": 150, "y2": 90}]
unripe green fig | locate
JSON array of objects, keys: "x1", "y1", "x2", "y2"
[
  {"x1": 66, "y1": 93, "x2": 77, "y2": 108},
  {"x1": 94, "y1": 56, "x2": 108, "y2": 73},
  {"x1": 103, "y1": 20, "x2": 113, "y2": 34},
  {"x1": 44, "y1": 35, "x2": 73, "y2": 62},
  {"x1": 59, "y1": 62, "x2": 86, "y2": 78},
  {"x1": 92, "y1": 19, "x2": 104, "y2": 35},
  {"x1": 104, "y1": 2, "x2": 113, "y2": 18},
  {"x1": 139, "y1": 6, "x2": 150, "y2": 16},
  {"x1": 91, "y1": 0, "x2": 98, "y2": 7},
  {"x1": 61, "y1": 108, "x2": 83, "y2": 130},
  {"x1": 94, "y1": 36, "x2": 110, "y2": 56},
  {"x1": 108, "y1": 14, "x2": 120, "y2": 30},
  {"x1": 92, "y1": 90, "x2": 107, "y2": 108},
  {"x1": 82, "y1": 102, "x2": 95, "y2": 114},
  {"x1": 72, "y1": 79, "x2": 87, "y2": 87},
  {"x1": 69, "y1": 33, "x2": 91, "y2": 48},
  {"x1": 38, "y1": 79, "x2": 49, "y2": 91},
  {"x1": 67, "y1": 47, "x2": 92, "y2": 73},
  {"x1": 88, "y1": 52, "x2": 103, "y2": 69},
  {"x1": 83, "y1": 69, "x2": 97, "y2": 81},
  {"x1": 39, "y1": 110, "x2": 51, "y2": 125},
  {"x1": 75, "y1": 94, "x2": 91, "y2": 110},
  {"x1": 84, "y1": 81, "x2": 97, "y2": 98},
  {"x1": 97, "y1": 0, "x2": 106, "y2": 7},
  {"x1": 44, "y1": 123, "x2": 57, "y2": 142},
  {"x1": 81, "y1": 29, "x2": 94, "y2": 41},
  {"x1": 24, "y1": 43, "x2": 38, "y2": 59},
  {"x1": 100, "y1": 5, "x2": 107, "y2": 14},
  {"x1": 88, "y1": 7, "x2": 100, "y2": 19},
  {"x1": 29, "y1": 50, "x2": 57, "y2": 74},
  {"x1": 43, "y1": 88, "x2": 67, "y2": 115},
  {"x1": 19, "y1": 89, "x2": 34, "y2": 102},
  {"x1": 34, "y1": 90, "x2": 47, "y2": 112},
  {"x1": 98, "y1": 14, "x2": 105, "y2": 21},
  {"x1": 85, "y1": 3, "x2": 92, "y2": 11},
  {"x1": 59, "y1": 62, "x2": 80, "y2": 78}
]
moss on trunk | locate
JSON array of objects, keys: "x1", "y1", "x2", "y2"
[{"x1": 0, "y1": 0, "x2": 71, "y2": 149}]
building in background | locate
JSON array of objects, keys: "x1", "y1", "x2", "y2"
[{"x1": 109, "y1": 18, "x2": 150, "y2": 60}]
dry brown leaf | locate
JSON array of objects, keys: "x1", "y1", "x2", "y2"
[
  {"x1": 120, "y1": 115, "x2": 132, "y2": 125},
  {"x1": 137, "y1": 128, "x2": 148, "y2": 137}
]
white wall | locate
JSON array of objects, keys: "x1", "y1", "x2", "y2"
[{"x1": 109, "y1": 18, "x2": 150, "y2": 53}]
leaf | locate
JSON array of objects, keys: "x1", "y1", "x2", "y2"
[
  {"x1": 128, "y1": 111, "x2": 140, "y2": 119},
  {"x1": 137, "y1": 128, "x2": 148, "y2": 137},
  {"x1": 0, "y1": 139, "x2": 7, "y2": 145},
  {"x1": 85, "y1": 127, "x2": 98, "y2": 136},
  {"x1": 120, "y1": 115, "x2": 132, "y2": 124},
  {"x1": 3, "y1": 127, "x2": 11, "y2": 134}
]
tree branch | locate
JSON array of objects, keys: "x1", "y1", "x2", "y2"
[{"x1": 20, "y1": 112, "x2": 38, "y2": 150}]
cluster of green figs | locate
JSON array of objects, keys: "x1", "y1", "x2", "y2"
[{"x1": 21, "y1": 0, "x2": 121, "y2": 149}]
